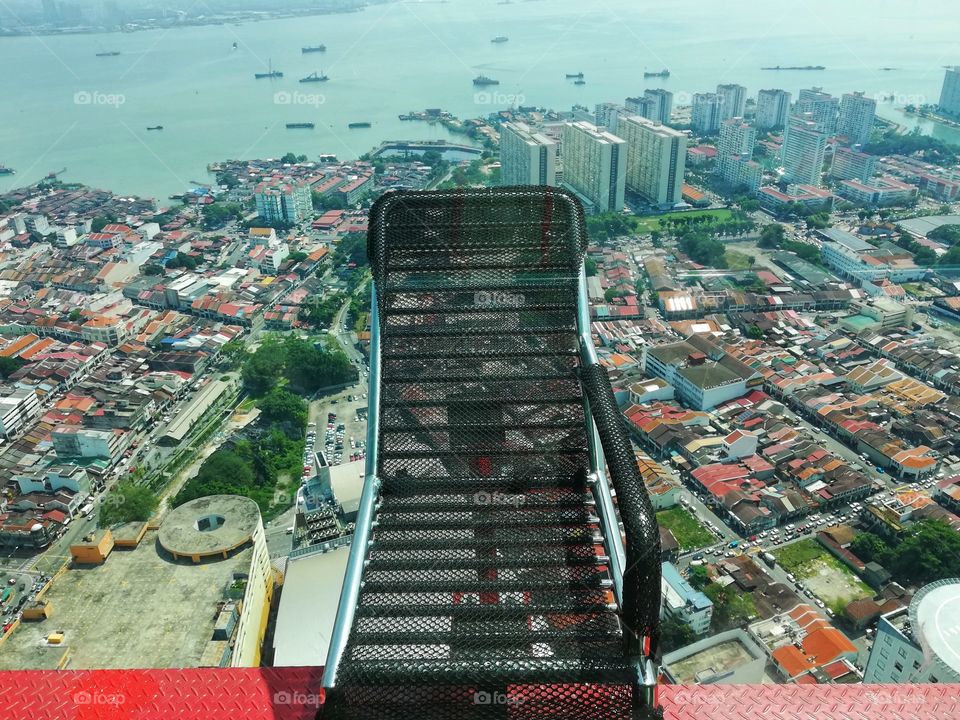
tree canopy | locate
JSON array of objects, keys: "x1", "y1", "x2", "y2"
[
  {"x1": 241, "y1": 336, "x2": 357, "y2": 397},
  {"x1": 850, "y1": 520, "x2": 960, "y2": 587},
  {"x1": 98, "y1": 482, "x2": 159, "y2": 527}
]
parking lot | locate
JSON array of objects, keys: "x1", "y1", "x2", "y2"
[{"x1": 307, "y1": 380, "x2": 369, "y2": 474}]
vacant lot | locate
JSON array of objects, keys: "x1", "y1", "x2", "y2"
[
  {"x1": 633, "y1": 209, "x2": 735, "y2": 234},
  {"x1": 775, "y1": 539, "x2": 872, "y2": 608},
  {"x1": 656, "y1": 507, "x2": 714, "y2": 551}
]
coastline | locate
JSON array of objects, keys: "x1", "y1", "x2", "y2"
[{"x1": 0, "y1": 2, "x2": 384, "y2": 39}]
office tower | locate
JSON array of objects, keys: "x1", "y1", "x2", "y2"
[
  {"x1": 595, "y1": 102, "x2": 628, "y2": 133},
  {"x1": 716, "y1": 118, "x2": 761, "y2": 192},
  {"x1": 939, "y1": 66, "x2": 960, "y2": 118},
  {"x1": 626, "y1": 96, "x2": 656, "y2": 119},
  {"x1": 691, "y1": 93, "x2": 724, "y2": 135},
  {"x1": 560, "y1": 121, "x2": 627, "y2": 214},
  {"x1": 797, "y1": 88, "x2": 839, "y2": 135},
  {"x1": 617, "y1": 115, "x2": 688, "y2": 208},
  {"x1": 499, "y1": 121, "x2": 557, "y2": 186},
  {"x1": 781, "y1": 115, "x2": 827, "y2": 186},
  {"x1": 716, "y1": 83, "x2": 747, "y2": 122},
  {"x1": 838, "y1": 91, "x2": 877, "y2": 146},
  {"x1": 863, "y1": 579, "x2": 960, "y2": 684},
  {"x1": 830, "y1": 147, "x2": 878, "y2": 183},
  {"x1": 755, "y1": 89, "x2": 792, "y2": 130},
  {"x1": 644, "y1": 89, "x2": 674, "y2": 124}
]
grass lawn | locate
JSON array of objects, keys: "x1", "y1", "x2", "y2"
[
  {"x1": 724, "y1": 250, "x2": 755, "y2": 270},
  {"x1": 774, "y1": 539, "x2": 825, "y2": 575},
  {"x1": 632, "y1": 208, "x2": 735, "y2": 234},
  {"x1": 774, "y1": 539, "x2": 873, "y2": 607},
  {"x1": 656, "y1": 506, "x2": 714, "y2": 551}
]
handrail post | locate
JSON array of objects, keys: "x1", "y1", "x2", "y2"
[{"x1": 322, "y1": 282, "x2": 382, "y2": 689}]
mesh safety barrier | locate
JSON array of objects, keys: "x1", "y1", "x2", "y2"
[{"x1": 322, "y1": 187, "x2": 660, "y2": 720}]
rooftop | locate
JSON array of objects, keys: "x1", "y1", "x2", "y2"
[{"x1": 909, "y1": 577, "x2": 960, "y2": 677}]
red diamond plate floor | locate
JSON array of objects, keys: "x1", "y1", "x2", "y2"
[{"x1": 0, "y1": 669, "x2": 958, "y2": 720}]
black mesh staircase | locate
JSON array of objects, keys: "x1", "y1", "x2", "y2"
[{"x1": 322, "y1": 187, "x2": 662, "y2": 720}]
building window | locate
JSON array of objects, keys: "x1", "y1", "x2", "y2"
[
  {"x1": 898, "y1": 647, "x2": 907, "y2": 658},
  {"x1": 894, "y1": 662, "x2": 903, "y2": 673},
  {"x1": 913, "y1": 660, "x2": 921, "y2": 670}
]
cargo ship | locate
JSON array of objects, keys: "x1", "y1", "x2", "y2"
[
  {"x1": 300, "y1": 71, "x2": 329, "y2": 83},
  {"x1": 146, "y1": 125, "x2": 163, "y2": 131},
  {"x1": 491, "y1": 36, "x2": 508, "y2": 43},
  {"x1": 255, "y1": 59, "x2": 283, "y2": 79},
  {"x1": 473, "y1": 75, "x2": 499, "y2": 86},
  {"x1": 286, "y1": 123, "x2": 315, "y2": 129},
  {"x1": 761, "y1": 65, "x2": 825, "y2": 71},
  {"x1": 95, "y1": 50, "x2": 120, "y2": 57},
  {"x1": 302, "y1": 45, "x2": 327, "y2": 53},
  {"x1": 566, "y1": 72, "x2": 584, "y2": 79},
  {"x1": 348, "y1": 122, "x2": 372, "y2": 129},
  {"x1": 574, "y1": 79, "x2": 586, "y2": 85},
  {"x1": 643, "y1": 68, "x2": 670, "y2": 78}
]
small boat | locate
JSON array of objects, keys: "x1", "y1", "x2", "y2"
[
  {"x1": 566, "y1": 72, "x2": 584, "y2": 79},
  {"x1": 473, "y1": 75, "x2": 500, "y2": 86},
  {"x1": 302, "y1": 45, "x2": 327, "y2": 53},
  {"x1": 95, "y1": 50, "x2": 120, "y2": 57},
  {"x1": 286, "y1": 123, "x2": 315, "y2": 129},
  {"x1": 348, "y1": 122, "x2": 372, "y2": 129},
  {"x1": 574, "y1": 79, "x2": 586, "y2": 85},
  {"x1": 643, "y1": 68, "x2": 670, "y2": 78},
  {"x1": 398, "y1": 114, "x2": 416, "y2": 121},
  {"x1": 255, "y1": 59, "x2": 283, "y2": 79},
  {"x1": 300, "y1": 71, "x2": 329, "y2": 83},
  {"x1": 491, "y1": 36, "x2": 509, "y2": 43},
  {"x1": 146, "y1": 125, "x2": 164, "y2": 131},
  {"x1": 0, "y1": 165, "x2": 14, "y2": 175},
  {"x1": 232, "y1": 41, "x2": 238, "y2": 50}
]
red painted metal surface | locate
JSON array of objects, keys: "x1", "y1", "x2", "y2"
[{"x1": 0, "y1": 669, "x2": 958, "y2": 720}]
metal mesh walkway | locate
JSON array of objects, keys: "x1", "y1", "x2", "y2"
[{"x1": 323, "y1": 188, "x2": 661, "y2": 720}]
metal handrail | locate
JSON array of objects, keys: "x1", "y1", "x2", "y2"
[
  {"x1": 576, "y1": 269, "x2": 660, "y2": 704},
  {"x1": 322, "y1": 282, "x2": 382, "y2": 689},
  {"x1": 577, "y1": 272, "x2": 627, "y2": 607}
]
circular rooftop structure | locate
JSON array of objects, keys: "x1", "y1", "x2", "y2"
[
  {"x1": 909, "y1": 577, "x2": 960, "y2": 677},
  {"x1": 159, "y1": 495, "x2": 261, "y2": 562}
]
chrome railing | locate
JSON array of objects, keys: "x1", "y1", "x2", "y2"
[
  {"x1": 576, "y1": 269, "x2": 626, "y2": 606},
  {"x1": 322, "y1": 282, "x2": 382, "y2": 689}
]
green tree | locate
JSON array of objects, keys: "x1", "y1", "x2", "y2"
[
  {"x1": 660, "y1": 617, "x2": 695, "y2": 652},
  {"x1": 90, "y1": 213, "x2": 117, "y2": 232},
  {"x1": 68, "y1": 308, "x2": 83, "y2": 321},
  {"x1": 585, "y1": 257, "x2": 598, "y2": 277},
  {"x1": 913, "y1": 246, "x2": 937, "y2": 266},
  {"x1": 201, "y1": 202, "x2": 242, "y2": 230},
  {"x1": 288, "y1": 250, "x2": 308, "y2": 263},
  {"x1": 142, "y1": 263, "x2": 164, "y2": 276},
  {"x1": 242, "y1": 343, "x2": 285, "y2": 396},
  {"x1": 98, "y1": 482, "x2": 159, "y2": 527},
  {"x1": 259, "y1": 387, "x2": 308, "y2": 436},
  {"x1": 688, "y1": 564, "x2": 709, "y2": 590},
  {"x1": 0, "y1": 356, "x2": 26, "y2": 379},
  {"x1": 747, "y1": 325, "x2": 764, "y2": 340},
  {"x1": 928, "y1": 225, "x2": 960, "y2": 245},
  {"x1": 313, "y1": 191, "x2": 348, "y2": 211},
  {"x1": 758, "y1": 223, "x2": 786, "y2": 249}
]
